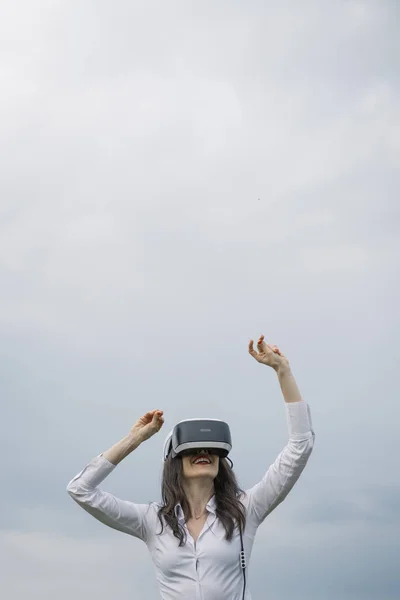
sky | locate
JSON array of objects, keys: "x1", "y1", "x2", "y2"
[{"x1": 1, "y1": 0, "x2": 399, "y2": 598}]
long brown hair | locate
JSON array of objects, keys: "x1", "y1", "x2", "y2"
[{"x1": 157, "y1": 455, "x2": 246, "y2": 546}]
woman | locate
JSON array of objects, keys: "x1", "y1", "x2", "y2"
[{"x1": 67, "y1": 335, "x2": 315, "y2": 599}]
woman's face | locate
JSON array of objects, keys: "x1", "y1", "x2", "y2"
[{"x1": 181, "y1": 449, "x2": 219, "y2": 481}]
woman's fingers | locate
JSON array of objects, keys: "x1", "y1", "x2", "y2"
[
  {"x1": 258, "y1": 335, "x2": 271, "y2": 355},
  {"x1": 250, "y1": 335, "x2": 283, "y2": 360},
  {"x1": 139, "y1": 409, "x2": 163, "y2": 427},
  {"x1": 258, "y1": 335, "x2": 275, "y2": 354},
  {"x1": 248, "y1": 339, "x2": 259, "y2": 358},
  {"x1": 152, "y1": 411, "x2": 164, "y2": 426},
  {"x1": 131, "y1": 409, "x2": 164, "y2": 440},
  {"x1": 144, "y1": 409, "x2": 158, "y2": 419},
  {"x1": 138, "y1": 412, "x2": 153, "y2": 426}
]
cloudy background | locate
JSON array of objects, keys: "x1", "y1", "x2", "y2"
[{"x1": 1, "y1": 0, "x2": 399, "y2": 598}]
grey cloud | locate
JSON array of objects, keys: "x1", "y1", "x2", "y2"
[{"x1": 283, "y1": 483, "x2": 400, "y2": 526}]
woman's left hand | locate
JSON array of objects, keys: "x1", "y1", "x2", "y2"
[{"x1": 248, "y1": 334, "x2": 290, "y2": 371}]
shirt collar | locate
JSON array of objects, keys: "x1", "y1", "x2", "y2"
[{"x1": 174, "y1": 494, "x2": 216, "y2": 521}]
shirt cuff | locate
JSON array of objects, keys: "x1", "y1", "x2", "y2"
[
  {"x1": 285, "y1": 401, "x2": 314, "y2": 440},
  {"x1": 72, "y1": 454, "x2": 117, "y2": 488}
]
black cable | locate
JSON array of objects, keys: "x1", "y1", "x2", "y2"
[{"x1": 239, "y1": 529, "x2": 246, "y2": 600}]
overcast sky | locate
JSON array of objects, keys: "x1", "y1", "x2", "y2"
[{"x1": 1, "y1": 1, "x2": 399, "y2": 599}]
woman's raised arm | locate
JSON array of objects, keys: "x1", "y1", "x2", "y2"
[
  {"x1": 103, "y1": 409, "x2": 164, "y2": 465},
  {"x1": 66, "y1": 410, "x2": 164, "y2": 541},
  {"x1": 245, "y1": 336, "x2": 315, "y2": 526}
]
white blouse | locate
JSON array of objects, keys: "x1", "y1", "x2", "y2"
[{"x1": 67, "y1": 401, "x2": 314, "y2": 600}]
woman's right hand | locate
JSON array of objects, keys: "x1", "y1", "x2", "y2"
[{"x1": 130, "y1": 409, "x2": 164, "y2": 442}]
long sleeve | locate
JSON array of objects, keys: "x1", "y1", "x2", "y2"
[
  {"x1": 245, "y1": 400, "x2": 315, "y2": 527},
  {"x1": 66, "y1": 454, "x2": 151, "y2": 542}
]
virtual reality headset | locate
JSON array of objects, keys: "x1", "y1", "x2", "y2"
[{"x1": 163, "y1": 418, "x2": 232, "y2": 461}]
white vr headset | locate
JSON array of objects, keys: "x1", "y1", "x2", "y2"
[{"x1": 163, "y1": 418, "x2": 232, "y2": 461}]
